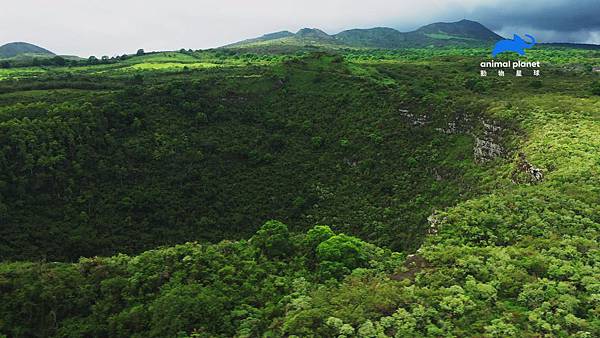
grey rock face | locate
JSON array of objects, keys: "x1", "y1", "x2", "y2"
[
  {"x1": 399, "y1": 109, "x2": 430, "y2": 127},
  {"x1": 473, "y1": 120, "x2": 505, "y2": 162},
  {"x1": 399, "y1": 106, "x2": 506, "y2": 163}
]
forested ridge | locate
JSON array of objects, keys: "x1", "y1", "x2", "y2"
[{"x1": 0, "y1": 48, "x2": 599, "y2": 337}]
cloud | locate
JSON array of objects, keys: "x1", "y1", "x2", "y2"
[
  {"x1": 465, "y1": 0, "x2": 600, "y2": 41},
  {"x1": 0, "y1": 0, "x2": 598, "y2": 56}
]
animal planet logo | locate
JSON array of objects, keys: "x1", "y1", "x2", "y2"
[
  {"x1": 492, "y1": 34, "x2": 536, "y2": 57},
  {"x1": 480, "y1": 34, "x2": 541, "y2": 77}
]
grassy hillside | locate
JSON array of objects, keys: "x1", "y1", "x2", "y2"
[{"x1": 0, "y1": 46, "x2": 599, "y2": 337}]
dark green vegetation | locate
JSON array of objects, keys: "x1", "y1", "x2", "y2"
[
  {"x1": 0, "y1": 222, "x2": 404, "y2": 337},
  {"x1": 0, "y1": 42, "x2": 599, "y2": 337},
  {"x1": 0, "y1": 51, "x2": 495, "y2": 261}
]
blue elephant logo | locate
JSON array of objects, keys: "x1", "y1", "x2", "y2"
[{"x1": 492, "y1": 34, "x2": 536, "y2": 57}]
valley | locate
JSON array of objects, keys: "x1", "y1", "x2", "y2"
[{"x1": 0, "y1": 19, "x2": 599, "y2": 338}]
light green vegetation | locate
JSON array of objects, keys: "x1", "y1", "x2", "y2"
[
  {"x1": 425, "y1": 33, "x2": 478, "y2": 41},
  {"x1": 0, "y1": 51, "x2": 277, "y2": 80},
  {"x1": 0, "y1": 67, "x2": 46, "y2": 80},
  {"x1": 122, "y1": 62, "x2": 221, "y2": 71}
]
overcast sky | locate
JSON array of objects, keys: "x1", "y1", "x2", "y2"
[{"x1": 1, "y1": 0, "x2": 599, "y2": 57}]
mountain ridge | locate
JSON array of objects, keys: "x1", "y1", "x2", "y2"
[{"x1": 224, "y1": 19, "x2": 505, "y2": 50}]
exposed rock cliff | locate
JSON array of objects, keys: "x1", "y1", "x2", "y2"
[{"x1": 473, "y1": 120, "x2": 505, "y2": 162}]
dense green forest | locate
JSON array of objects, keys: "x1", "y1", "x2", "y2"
[{"x1": 0, "y1": 46, "x2": 599, "y2": 337}]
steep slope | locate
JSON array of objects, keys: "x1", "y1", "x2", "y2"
[
  {"x1": 0, "y1": 42, "x2": 54, "y2": 58},
  {"x1": 0, "y1": 53, "x2": 487, "y2": 261}
]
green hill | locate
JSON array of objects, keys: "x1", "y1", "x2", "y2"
[
  {"x1": 416, "y1": 19, "x2": 502, "y2": 42},
  {"x1": 0, "y1": 42, "x2": 54, "y2": 58}
]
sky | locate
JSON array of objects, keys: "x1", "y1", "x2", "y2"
[{"x1": 1, "y1": 0, "x2": 599, "y2": 57}]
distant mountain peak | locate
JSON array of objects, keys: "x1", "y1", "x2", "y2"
[
  {"x1": 261, "y1": 31, "x2": 294, "y2": 40},
  {"x1": 296, "y1": 28, "x2": 331, "y2": 39},
  {"x1": 417, "y1": 19, "x2": 503, "y2": 41},
  {"x1": 0, "y1": 42, "x2": 55, "y2": 58}
]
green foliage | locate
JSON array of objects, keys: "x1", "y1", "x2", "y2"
[
  {"x1": 529, "y1": 79, "x2": 543, "y2": 88},
  {"x1": 0, "y1": 224, "x2": 401, "y2": 337},
  {"x1": 253, "y1": 220, "x2": 293, "y2": 258},
  {"x1": 316, "y1": 234, "x2": 368, "y2": 279},
  {"x1": 592, "y1": 80, "x2": 600, "y2": 95},
  {"x1": 149, "y1": 284, "x2": 227, "y2": 336},
  {"x1": 305, "y1": 225, "x2": 335, "y2": 251},
  {"x1": 0, "y1": 51, "x2": 487, "y2": 261},
  {"x1": 0, "y1": 46, "x2": 599, "y2": 337}
]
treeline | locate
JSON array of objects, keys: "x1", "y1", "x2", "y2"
[{"x1": 0, "y1": 48, "x2": 279, "y2": 69}]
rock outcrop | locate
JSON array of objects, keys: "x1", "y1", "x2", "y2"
[
  {"x1": 400, "y1": 107, "x2": 506, "y2": 163},
  {"x1": 511, "y1": 152, "x2": 544, "y2": 184},
  {"x1": 473, "y1": 120, "x2": 505, "y2": 162},
  {"x1": 399, "y1": 109, "x2": 430, "y2": 127}
]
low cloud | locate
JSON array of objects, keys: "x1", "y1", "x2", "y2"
[{"x1": 466, "y1": 0, "x2": 600, "y2": 42}]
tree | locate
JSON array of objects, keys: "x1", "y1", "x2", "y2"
[
  {"x1": 149, "y1": 284, "x2": 227, "y2": 336},
  {"x1": 136, "y1": 49, "x2": 145, "y2": 56},
  {"x1": 195, "y1": 111, "x2": 208, "y2": 124},
  {"x1": 316, "y1": 234, "x2": 368, "y2": 279},
  {"x1": 304, "y1": 225, "x2": 334, "y2": 252},
  {"x1": 252, "y1": 220, "x2": 293, "y2": 258},
  {"x1": 592, "y1": 80, "x2": 600, "y2": 96},
  {"x1": 52, "y1": 56, "x2": 67, "y2": 66}
]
